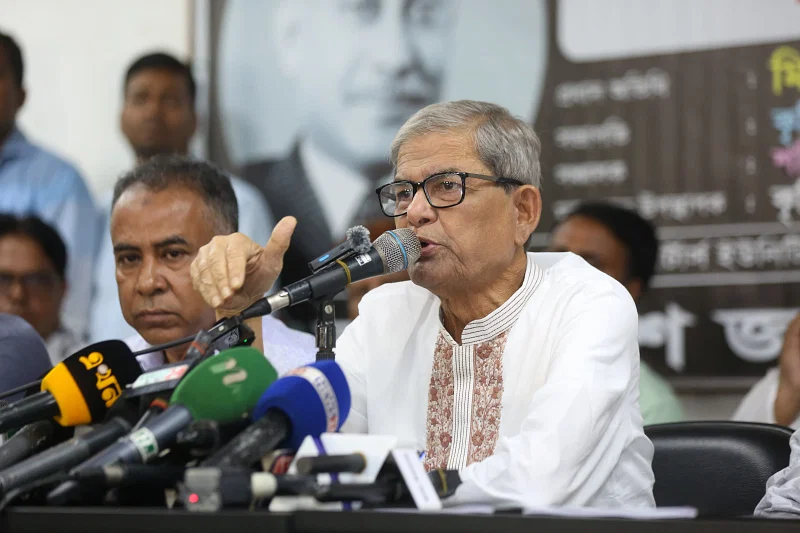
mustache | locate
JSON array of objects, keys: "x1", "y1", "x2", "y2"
[{"x1": 343, "y1": 74, "x2": 441, "y2": 104}]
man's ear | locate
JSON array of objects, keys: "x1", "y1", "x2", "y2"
[{"x1": 514, "y1": 185, "x2": 542, "y2": 248}]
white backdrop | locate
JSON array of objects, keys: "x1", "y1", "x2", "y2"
[{"x1": 2, "y1": 0, "x2": 192, "y2": 199}]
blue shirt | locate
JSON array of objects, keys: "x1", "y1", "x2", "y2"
[{"x1": 0, "y1": 127, "x2": 99, "y2": 339}]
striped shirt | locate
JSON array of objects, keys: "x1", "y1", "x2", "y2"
[
  {"x1": 425, "y1": 255, "x2": 544, "y2": 470},
  {"x1": 0, "y1": 127, "x2": 98, "y2": 339}
]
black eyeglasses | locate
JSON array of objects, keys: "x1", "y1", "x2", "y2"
[{"x1": 375, "y1": 172, "x2": 524, "y2": 217}]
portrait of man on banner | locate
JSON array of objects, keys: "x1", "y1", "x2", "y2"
[{"x1": 213, "y1": 0, "x2": 548, "y2": 328}]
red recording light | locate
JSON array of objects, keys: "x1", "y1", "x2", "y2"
[{"x1": 188, "y1": 493, "x2": 200, "y2": 504}]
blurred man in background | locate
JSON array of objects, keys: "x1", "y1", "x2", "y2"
[
  {"x1": 549, "y1": 202, "x2": 683, "y2": 425},
  {"x1": 243, "y1": 0, "x2": 458, "y2": 330},
  {"x1": 90, "y1": 52, "x2": 274, "y2": 342},
  {"x1": 0, "y1": 31, "x2": 97, "y2": 340},
  {"x1": 0, "y1": 214, "x2": 81, "y2": 365}
]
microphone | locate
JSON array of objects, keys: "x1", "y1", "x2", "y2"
[
  {"x1": 175, "y1": 418, "x2": 253, "y2": 457},
  {"x1": 46, "y1": 346, "x2": 278, "y2": 504},
  {"x1": 307, "y1": 225, "x2": 371, "y2": 273},
  {"x1": 295, "y1": 453, "x2": 367, "y2": 475},
  {"x1": 111, "y1": 318, "x2": 253, "y2": 420},
  {"x1": 314, "y1": 481, "x2": 411, "y2": 506},
  {"x1": 121, "y1": 359, "x2": 194, "y2": 401},
  {"x1": 0, "y1": 420, "x2": 72, "y2": 470},
  {"x1": 201, "y1": 360, "x2": 350, "y2": 468},
  {"x1": 182, "y1": 468, "x2": 317, "y2": 512},
  {"x1": 0, "y1": 341, "x2": 142, "y2": 433},
  {"x1": 43, "y1": 400, "x2": 167, "y2": 506},
  {"x1": 241, "y1": 228, "x2": 421, "y2": 319},
  {"x1": 75, "y1": 464, "x2": 186, "y2": 490},
  {"x1": 0, "y1": 416, "x2": 133, "y2": 497}
]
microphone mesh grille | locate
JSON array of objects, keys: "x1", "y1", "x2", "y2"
[{"x1": 373, "y1": 228, "x2": 421, "y2": 274}]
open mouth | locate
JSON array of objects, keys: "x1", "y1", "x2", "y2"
[{"x1": 417, "y1": 238, "x2": 438, "y2": 257}]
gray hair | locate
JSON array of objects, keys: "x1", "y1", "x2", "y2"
[
  {"x1": 112, "y1": 155, "x2": 238, "y2": 234},
  {"x1": 390, "y1": 100, "x2": 541, "y2": 189}
]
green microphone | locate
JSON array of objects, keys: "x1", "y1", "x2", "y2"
[{"x1": 46, "y1": 347, "x2": 277, "y2": 504}]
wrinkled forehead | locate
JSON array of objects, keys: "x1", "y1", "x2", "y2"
[
  {"x1": 394, "y1": 131, "x2": 480, "y2": 180},
  {"x1": 110, "y1": 185, "x2": 214, "y2": 246}
]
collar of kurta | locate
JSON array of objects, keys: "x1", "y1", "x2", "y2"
[{"x1": 438, "y1": 255, "x2": 544, "y2": 346}]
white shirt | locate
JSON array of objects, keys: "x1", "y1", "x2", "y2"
[
  {"x1": 44, "y1": 327, "x2": 85, "y2": 367},
  {"x1": 335, "y1": 252, "x2": 655, "y2": 509},
  {"x1": 733, "y1": 367, "x2": 800, "y2": 429},
  {"x1": 89, "y1": 176, "x2": 274, "y2": 343},
  {"x1": 124, "y1": 315, "x2": 316, "y2": 376}
]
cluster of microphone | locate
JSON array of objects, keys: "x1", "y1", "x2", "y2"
[{"x1": 0, "y1": 227, "x2": 455, "y2": 512}]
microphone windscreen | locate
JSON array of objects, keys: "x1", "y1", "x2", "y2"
[
  {"x1": 42, "y1": 340, "x2": 142, "y2": 426},
  {"x1": 346, "y1": 225, "x2": 372, "y2": 254},
  {"x1": 251, "y1": 360, "x2": 350, "y2": 449},
  {"x1": 171, "y1": 346, "x2": 278, "y2": 421},
  {"x1": 0, "y1": 314, "x2": 52, "y2": 401},
  {"x1": 373, "y1": 229, "x2": 421, "y2": 274}
]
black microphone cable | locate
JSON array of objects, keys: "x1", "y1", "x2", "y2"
[
  {"x1": 132, "y1": 334, "x2": 196, "y2": 357},
  {"x1": 0, "y1": 471, "x2": 70, "y2": 514}
]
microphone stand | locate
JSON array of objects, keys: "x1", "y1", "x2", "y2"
[{"x1": 315, "y1": 299, "x2": 336, "y2": 361}]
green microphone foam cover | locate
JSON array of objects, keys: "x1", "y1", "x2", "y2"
[{"x1": 170, "y1": 347, "x2": 278, "y2": 422}]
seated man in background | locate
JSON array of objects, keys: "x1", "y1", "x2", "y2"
[
  {"x1": 110, "y1": 155, "x2": 314, "y2": 373},
  {"x1": 191, "y1": 100, "x2": 655, "y2": 508},
  {"x1": 0, "y1": 214, "x2": 82, "y2": 365},
  {"x1": 90, "y1": 52, "x2": 274, "y2": 343},
  {"x1": 734, "y1": 314, "x2": 800, "y2": 428},
  {"x1": 0, "y1": 31, "x2": 97, "y2": 340},
  {"x1": 548, "y1": 202, "x2": 683, "y2": 425}
]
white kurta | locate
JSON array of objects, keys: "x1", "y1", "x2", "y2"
[{"x1": 336, "y1": 252, "x2": 655, "y2": 508}]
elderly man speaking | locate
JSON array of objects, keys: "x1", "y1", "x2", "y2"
[{"x1": 190, "y1": 101, "x2": 655, "y2": 509}]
